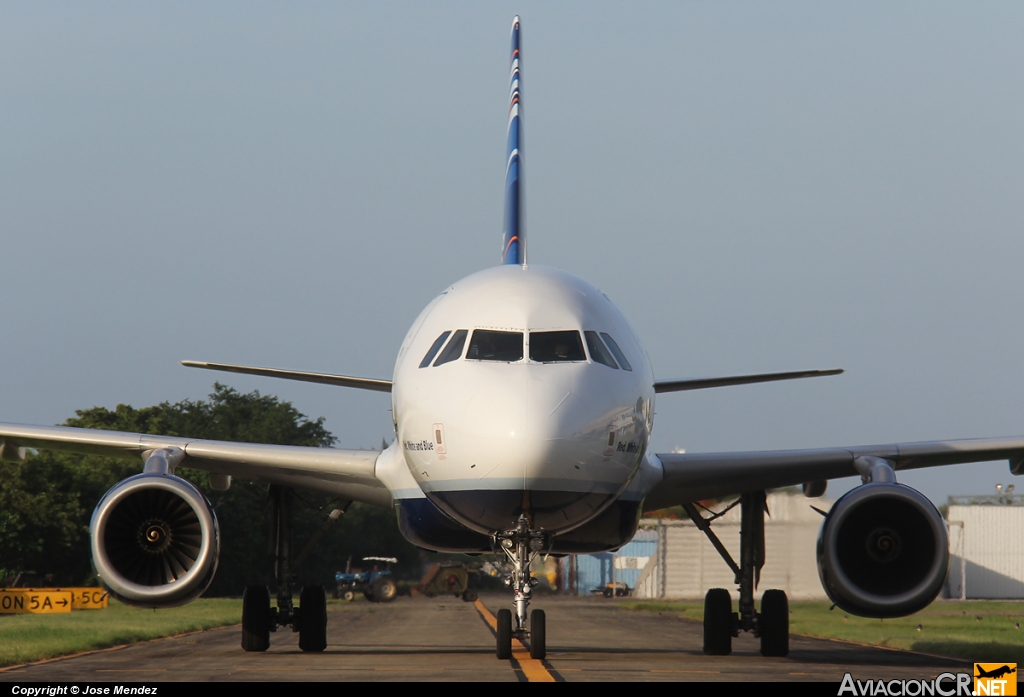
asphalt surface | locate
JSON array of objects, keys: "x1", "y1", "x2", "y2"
[{"x1": 0, "y1": 594, "x2": 971, "y2": 682}]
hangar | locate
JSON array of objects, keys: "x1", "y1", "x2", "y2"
[{"x1": 560, "y1": 490, "x2": 1024, "y2": 601}]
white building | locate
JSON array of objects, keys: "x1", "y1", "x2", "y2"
[
  {"x1": 946, "y1": 494, "x2": 1024, "y2": 599},
  {"x1": 632, "y1": 490, "x2": 1024, "y2": 602},
  {"x1": 634, "y1": 492, "x2": 830, "y2": 600}
]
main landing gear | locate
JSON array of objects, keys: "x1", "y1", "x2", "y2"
[
  {"x1": 241, "y1": 486, "x2": 335, "y2": 653},
  {"x1": 493, "y1": 514, "x2": 547, "y2": 660},
  {"x1": 684, "y1": 490, "x2": 789, "y2": 657}
]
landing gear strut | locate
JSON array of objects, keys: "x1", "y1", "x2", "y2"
[
  {"x1": 240, "y1": 485, "x2": 329, "y2": 653},
  {"x1": 684, "y1": 490, "x2": 789, "y2": 657},
  {"x1": 493, "y1": 514, "x2": 547, "y2": 660}
]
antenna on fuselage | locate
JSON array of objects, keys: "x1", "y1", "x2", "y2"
[{"x1": 502, "y1": 16, "x2": 525, "y2": 266}]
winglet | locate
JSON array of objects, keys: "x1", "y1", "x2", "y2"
[{"x1": 502, "y1": 16, "x2": 524, "y2": 266}]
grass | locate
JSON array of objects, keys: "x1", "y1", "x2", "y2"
[
  {"x1": 0, "y1": 598, "x2": 242, "y2": 668},
  {"x1": 0, "y1": 595, "x2": 380, "y2": 669},
  {"x1": 619, "y1": 599, "x2": 1024, "y2": 662}
]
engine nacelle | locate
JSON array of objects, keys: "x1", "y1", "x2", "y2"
[
  {"x1": 817, "y1": 482, "x2": 948, "y2": 618},
  {"x1": 90, "y1": 473, "x2": 220, "y2": 608}
]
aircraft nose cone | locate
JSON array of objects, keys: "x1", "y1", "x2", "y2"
[
  {"x1": 423, "y1": 366, "x2": 639, "y2": 534},
  {"x1": 458, "y1": 369, "x2": 598, "y2": 481}
]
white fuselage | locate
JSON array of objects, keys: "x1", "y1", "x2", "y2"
[{"x1": 389, "y1": 265, "x2": 657, "y2": 538}]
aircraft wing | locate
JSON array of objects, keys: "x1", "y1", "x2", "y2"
[
  {"x1": 181, "y1": 360, "x2": 393, "y2": 392},
  {"x1": 654, "y1": 368, "x2": 843, "y2": 393},
  {"x1": 0, "y1": 422, "x2": 391, "y2": 507},
  {"x1": 644, "y1": 436, "x2": 1024, "y2": 510}
]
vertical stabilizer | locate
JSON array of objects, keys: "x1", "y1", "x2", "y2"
[{"x1": 502, "y1": 17, "x2": 524, "y2": 265}]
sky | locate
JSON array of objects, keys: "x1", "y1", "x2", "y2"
[{"x1": 2, "y1": 2, "x2": 1023, "y2": 506}]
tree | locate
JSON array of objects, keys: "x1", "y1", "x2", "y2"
[{"x1": 0, "y1": 384, "x2": 421, "y2": 593}]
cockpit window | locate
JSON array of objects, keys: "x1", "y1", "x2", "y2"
[
  {"x1": 419, "y1": 331, "x2": 452, "y2": 368},
  {"x1": 433, "y1": 329, "x2": 468, "y2": 366},
  {"x1": 600, "y1": 332, "x2": 633, "y2": 371},
  {"x1": 584, "y1": 331, "x2": 619, "y2": 369},
  {"x1": 530, "y1": 331, "x2": 585, "y2": 362},
  {"x1": 467, "y1": 330, "x2": 523, "y2": 362}
]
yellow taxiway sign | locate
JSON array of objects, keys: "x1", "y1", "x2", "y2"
[
  {"x1": 0, "y1": 589, "x2": 73, "y2": 614},
  {"x1": 56, "y1": 587, "x2": 110, "y2": 609}
]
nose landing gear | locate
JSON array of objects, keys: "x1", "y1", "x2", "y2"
[{"x1": 493, "y1": 514, "x2": 547, "y2": 660}]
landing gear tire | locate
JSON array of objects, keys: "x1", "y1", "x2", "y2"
[
  {"x1": 298, "y1": 585, "x2": 328, "y2": 653},
  {"x1": 759, "y1": 589, "x2": 789, "y2": 657},
  {"x1": 461, "y1": 590, "x2": 478, "y2": 602},
  {"x1": 496, "y1": 608, "x2": 513, "y2": 660},
  {"x1": 530, "y1": 609, "x2": 546, "y2": 660},
  {"x1": 241, "y1": 585, "x2": 271, "y2": 652},
  {"x1": 372, "y1": 577, "x2": 398, "y2": 603},
  {"x1": 703, "y1": 588, "x2": 733, "y2": 656}
]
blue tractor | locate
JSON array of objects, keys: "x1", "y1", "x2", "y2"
[{"x1": 334, "y1": 556, "x2": 398, "y2": 603}]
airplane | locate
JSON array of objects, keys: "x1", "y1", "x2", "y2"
[
  {"x1": 3, "y1": 16, "x2": 1024, "y2": 661},
  {"x1": 976, "y1": 666, "x2": 1017, "y2": 680}
]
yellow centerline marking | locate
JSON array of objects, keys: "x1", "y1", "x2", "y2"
[
  {"x1": 474, "y1": 599, "x2": 556, "y2": 682},
  {"x1": 476, "y1": 599, "x2": 497, "y2": 630}
]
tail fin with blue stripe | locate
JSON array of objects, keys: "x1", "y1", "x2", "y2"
[{"x1": 502, "y1": 17, "x2": 524, "y2": 265}]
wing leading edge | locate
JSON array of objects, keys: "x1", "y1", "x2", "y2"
[
  {"x1": 0, "y1": 422, "x2": 391, "y2": 507},
  {"x1": 181, "y1": 360, "x2": 392, "y2": 392},
  {"x1": 644, "y1": 436, "x2": 1024, "y2": 510},
  {"x1": 654, "y1": 368, "x2": 843, "y2": 393}
]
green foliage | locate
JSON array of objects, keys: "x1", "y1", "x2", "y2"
[
  {"x1": 0, "y1": 384, "x2": 421, "y2": 593},
  {"x1": 65, "y1": 383, "x2": 337, "y2": 447}
]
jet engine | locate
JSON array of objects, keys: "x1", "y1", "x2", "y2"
[
  {"x1": 90, "y1": 473, "x2": 220, "y2": 607},
  {"x1": 817, "y1": 482, "x2": 948, "y2": 618}
]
